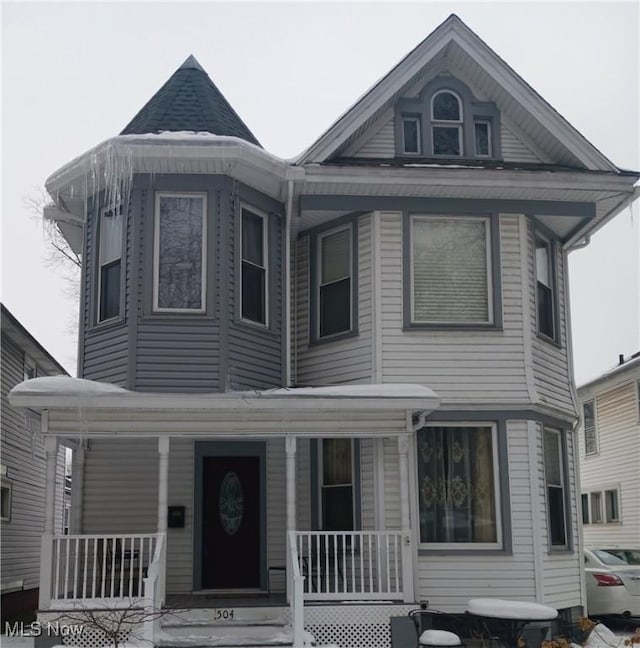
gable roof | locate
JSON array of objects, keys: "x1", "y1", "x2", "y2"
[
  {"x1": 296, "y1": 14, "x2": 619, "y2": 172},
  {"x1": 120, "y1": 55, "x2": 261, "y2": 146}
]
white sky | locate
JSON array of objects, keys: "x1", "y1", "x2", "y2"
[{"x1": 2, "y1": 0, "x2": 639, "y2": 384}]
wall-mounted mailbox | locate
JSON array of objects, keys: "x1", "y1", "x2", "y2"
[{"x1": 168, "y1": 506, "x2": 185, "y2": 528}]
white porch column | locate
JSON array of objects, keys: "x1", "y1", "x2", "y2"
[
  {"x1": 285, "y1": 435, "x2": 297, "y2": 603},
  {"x1": 157, "y1": 437, "x2": 170, "y2": 604},
  {"x1": 39, "y1": 436, "x2": 59, "y2": 608},
  {"x1": 70, "y1": 442, "x2": 86, "y2": 534},
  {"x1": 398, "y1": 433, "x2": 415, "y2": 603}
]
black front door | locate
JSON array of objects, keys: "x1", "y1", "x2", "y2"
[{"x1": 201, "y1": 456, "x2": 261, "y2": 589}]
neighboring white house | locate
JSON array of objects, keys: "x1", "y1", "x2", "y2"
[
  {"x1": 577, "y1": 352, "x2": 640, "y2": 547},
  {"x1": 1, "y1": 304, "x2": 67, "y2": 622},
  {"x1": 9, "y1": 14, "x2": 640, "y2": 648}
]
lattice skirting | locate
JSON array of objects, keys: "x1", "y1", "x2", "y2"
[
  {"x1": 284, "y1": 604, "x2": 415, "y2": 648},
  {"x1": 38, "y1": 611, "x2": 134, "y2": 648}
]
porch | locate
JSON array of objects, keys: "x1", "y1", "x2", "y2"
[{"x1": 10, "y1": 380, "x2": 439, "y2": 647}]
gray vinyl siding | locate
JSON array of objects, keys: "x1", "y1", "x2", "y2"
[
  {"x1": 537, "y1": 423, "x2": 581, "y2": 608},
  {"x1": 379, "y1": 212, "x2": 529, "y2": 403},
  {"x1": 1, "y1": 336, "x2": 65, "y2": 591},
  {"x1": 295, "y1": 214, "x2": 373, "y2": 386},
  {"x1": 578, "y1": 375, "x2": 640, "y2": 546},
  {"x1": 501, "y1": 123, "x2": 542, "y2": 163},
  {"x1": 415, "y1": 420, "x2": 536, "y2": 610},
  {"x1": 527, "y1": 222, "x2": 575, "y2": 413}
]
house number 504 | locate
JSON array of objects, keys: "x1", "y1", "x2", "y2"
[{"x1": 215, "y1": 609, "x2": 234, "y2": 621}]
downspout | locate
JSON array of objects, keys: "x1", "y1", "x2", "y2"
[
  {"x1": 564, "y1": 245, "x2": 587, "y2": 614},
  {"x1": 285, "y1": 179, "x2": 294, "y2": 386}
]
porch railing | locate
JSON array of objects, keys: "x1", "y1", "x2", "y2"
[
  {"x1": 294, "y1": 530, "x2": 404, "y2": 600},
  {"x1": 48, "y1": 534, "x2": 159, "y2": 604},
  {"x1": 287, "y1": 531, "x2": 306, "y2": 648},
  {"x1": 143, "y1": 532, "x2": 166, "y2": 644}
]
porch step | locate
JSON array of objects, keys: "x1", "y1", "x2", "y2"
[{"x1": 157, "y1": 608, "x2": 292, "y2": 648}]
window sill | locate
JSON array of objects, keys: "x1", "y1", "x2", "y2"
[
  {"x1": 90, "y1": 316, "x2": 126, "y2": 332},
  {"x1": 536, "y1": 331, "x2": 562, "y2": 349},
  {"x1": 404, "y1": 322, "x2": 503, "y2": 332},
  {"x1": 419, "y1": 546, "x2": 510, "y2": 556},
  {"x1": 547, "y1": 547, "x2": 574, "y2": 555},
  {"x1": 309, "y1": 328, "x2": 359, "y2": 347},
  {"x1": 237, "y1": 317, "x2": 272, "y2": 333}
]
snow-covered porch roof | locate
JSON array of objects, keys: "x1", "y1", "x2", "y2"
[{"x1": 9, "y1": 377, "x2": 440, "y2": 438}]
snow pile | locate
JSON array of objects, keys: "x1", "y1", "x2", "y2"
[
  {"x1": 10, "y1": 376, "x2": 127, "y2": 396},
  {"x1": 419, "y1": 629, "x2": 462, "y2": 646},
  {"x1": 466, "y1": 598, "x2": 558, "y2": 620},
  {"x1": 265, "y1": 383, "x2": 437, "y2": 399}
]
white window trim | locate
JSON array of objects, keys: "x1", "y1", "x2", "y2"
[
  {"x1": 239, "y1": 204, "x2": 269, "y2": 328},
  {"x1": 583, "y1": 399, "x2": 598, "y2": 456},
  {"x1": 431, "y1": 90, "x2": 464, "y2": 156},
  {"x1": 316, "y1": 224, "x2": 353, "y2": 340},
  {"x1": 318, "y1": 438, "x2": 356, "y2": 531},
  {"x1": 543, "y1": 427, "x2": 568, "y2": 549},
  {"x1": 153, "y1": 192, "x2": 207, "y2": 313},
  {"x1": 402, "y1": 116, "x2": 422, "y2": 155},
  {"x1": 97, "y1": 204, "x2": 123, "y2": 323},
  {"x1": 410, "y1": 214, "x2": 493, "y2": 325},
  {"x1": 474, "y1": 120, "x2": 492, "y2": 157},
  {"x1": 417, "y1": 421, "x2": 503, "y2": 551},
  {"x1": 583, "y1": 486, "x2": 622, "y2": 525}
]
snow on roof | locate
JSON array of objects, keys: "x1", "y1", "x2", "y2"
[
  {"x1": 9, "y1": 377, "x2": 439, "y2": 413},
  {"x1": 466, "y1": 598, "x2": 558, "y2": 620}
]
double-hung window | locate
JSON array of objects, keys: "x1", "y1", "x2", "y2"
[
  {"x1": 543, "y1": 428, "x2": 568, "y2": 548},
  {"x1": 535, "y1": 235, "x2": 556, "y2": 340},
  {"x1": 319, "y1": 439, "x2": 355, "y2": 531},
  {"x1": 98, "y1": 205, "x2": 123, "y2": 322},
  {"x1": 154, "y1": 193, "x2": 206, "y2": 312},
  {"x1": 605, "y1": 489, "x2": 620, "y2": 522},
  {"x1": 583, "y1": 400, "x2": 597, "y2": 455},
  {"x1": 591, "y1": 492, "x2": 603, "y2": 524},
  {"x1": 431, "y1": 90, "x2": 463, "y2": 156},
  {"x1": 410, "y1": 215, "x2": 493, "y2": 325},
  {"x1": 317, "y1": 226, "x2": 352, "y2": 338},
  {"x1": 402, "y1": 116, "x2": 421, "y2": 154},
  {"x1": 241, "y1": 207, "x2": 267, "y2": 325},
  {"x1": 416, "y1": 424, "x2": 501, "y2": 547}
]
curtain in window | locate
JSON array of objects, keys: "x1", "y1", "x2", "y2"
[
  {"x1": 412, "y1": 218, "x2": 489, "y2": 323},
  {"x1": 417, "y1": 426, "x2": 496, "y2": 543},
  {"x1": 157, "y1": 196, "x2": 204, "y2": 310}
]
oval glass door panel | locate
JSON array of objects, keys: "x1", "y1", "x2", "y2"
[{"x1": 219, "y1": 471, "x2": 244, "y2": 536}]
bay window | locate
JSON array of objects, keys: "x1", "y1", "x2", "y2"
[
  {"x1": 153, "y1": 193, "x2": 206, "y2": 312},
  {"x1": 535, "y1": 235, "x2": 556, "y2": 340},
  {"x1": 417, "y1": 424, "x2": 501, "y2": 547}
]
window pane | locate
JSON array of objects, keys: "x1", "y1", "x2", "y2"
[
  {"x1": 584, "y1": 401, "x2": 597, "y2": 455},
  {"x1": 605, "y1": 490, "x2": 619, "y2": 522},
  {"x1": 320, "y1": 278, "x2": 351, "y2": 337},
  {"x1": 543, "y1": 430, "x2": 561, "y2": 486},
  {"x1": 432, "y1": 92, "x2": 460, "y2": 120},
  {"x1": 591, "y1": 492, "x2": 602, "y2": 523},
  {"x1": 100, "y1": 208, "x2": 123, "y2": 264},
  {"x1": 536, "y1": 242, "x2": 550, "y2": 287},
  {"x1": 242, "y1": 209, "x2": 264, "y2": 266},
  {"x1": 323, "y1": 439, "x2": 352, "y2": 485},
  {"x1": 412, "y1": 218, "x2": 489, "y2": 323},
  {"x1": 242, "y1": 262, "x2": 265, "y2": 323},
  {"x1": 322, "y1": 486, "x2": 353, "y2": 531},
  {"x1": 433, "y1": 126, "x2": 461, "y2": 155},
  {"x1": 100, "y1": 260, "x2": 121, "y2": 321},
  {"x1": 548, "y1": 486, "x2": 566, "y2": 545},
  {"x1": 157, "y1": 196, "x2": 204, "y2": 310},
  {"x1": 321, "y1": 229, "x2": 350, "y2": 284},
  {"x1": 417, "y1": 426, "x2": 497, "y2": 543},
  {"x1": 581, "y1": 494, "x2": 589, "y2": 524},
  {"x1": 475, "y1": 122, "x2": 490, "y2": 156},
  {"x1": 537, "y1": 283, "x2": 554, "y2": 338},
  {"x1": 403, "y1": 119, "x2": 420, "y2": 153}
]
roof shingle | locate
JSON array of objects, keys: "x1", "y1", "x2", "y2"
[{"x1": 120, "y1": 55, "x2": 261, "y2": 146}]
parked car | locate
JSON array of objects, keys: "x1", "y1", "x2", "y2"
[{"x1": 584, "y1": 548, "x2": 640, "y2": 618}]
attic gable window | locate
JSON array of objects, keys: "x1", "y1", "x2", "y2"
[
  {"x1": 402, "y1": 116, "x2": 421, "y2": 154},
  {"x1": 241, "y1": 206, "x2": 268, "y2": 325},
  {"x1": 153, "y1": 192, "x2": 207, "y2": 312},
  {"x1": 97, "y1": 205, "x2": 123, "y2": 322},
  {"x1": 431, "y1": 90, "x2": 463, "y2": 156}
]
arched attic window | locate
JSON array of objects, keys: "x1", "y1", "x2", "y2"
[{"x1": 431, "y1": 90, "x2": 463, "y2": 156}]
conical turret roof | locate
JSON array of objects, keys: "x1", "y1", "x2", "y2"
[{"x1": 120, "y1": 55, "x2": 261, "y2": 146}]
